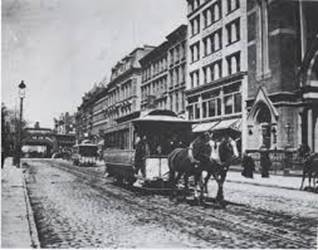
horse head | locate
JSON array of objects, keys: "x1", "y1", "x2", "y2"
[{"x1": 208, "y1": 135, "x2": 239, "y2": 171}]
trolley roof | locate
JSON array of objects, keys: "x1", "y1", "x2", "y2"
[{"x1": 132, "y1": 110, "x2": 193, "y2": 124}]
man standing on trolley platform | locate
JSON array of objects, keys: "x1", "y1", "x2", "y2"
[{"x1": 134, "y1": 135, "x2": 150, "y2": 178}]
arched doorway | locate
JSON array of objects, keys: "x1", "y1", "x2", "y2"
[
  {"x1": 246, "y1": 87, "x2": 279, "y2": 150},
  {"x1": 255, "y1": 103, "x2": 272, "y2": 149}
]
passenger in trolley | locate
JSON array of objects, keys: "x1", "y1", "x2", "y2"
[{"x1": 134, "y1": 135, "x2": 150, "y2": 178}]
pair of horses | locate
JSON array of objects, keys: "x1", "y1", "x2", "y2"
[{"x1": 168, "y1": 133, "x2": 239, "y2": 205}]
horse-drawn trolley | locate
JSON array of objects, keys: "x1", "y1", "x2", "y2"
[
  {"x1": 72, "y1": 140, "x2": 98, "y2": 167},
  {"x1": 104, "y1": 110, "x2": 193, "y2": 189}
]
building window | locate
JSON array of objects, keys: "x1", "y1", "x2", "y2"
[
  {"x1": 223, "y1": 83, "x2": 241, "y2": 115},
  {"x1": 170, "y1": 49, "x2": 174, "y2": 65},
  {"x1": 226, "y1": 52, "x2": 240, "y2": 75},
  {"x1": 175, "y1": 92, "x2": 179, "y2": 112},
  {"x1": 203, "y1": 1, "x2": 221, "y2": 28},
  {"x1": 181, "y1": 41, "x2": 186, "y2": 59},
  {"x1": 190, "y1": 42, "x2": 200, "y2": 63},
  {"x1": 224, "y1": 95, "x2": 233, "y2": 114},
  {"x1": 180, "y1": 64, "x2": 185, "y2": 83},
  {"x1": 175, "y1": 45, "x2": 180, "y2": 62},
  {"x1": 227, "y1": 0, "x2": 240, "y2": 14},
  {"x1": 190, "y1": 70, "x2": 200, "y2": 88},
  {"x1": 234, "y1": 92, "x2": 242, "y2": 113},
  {"x1": 195, "y1": 103, "x2": 200, "y2": 119},
  {"x1": 188, "y1": 105, "x2": 194, "y2": 120},
  {"x1": 203, "y1": 29, "x2": 222, "y2": 56},
  {"x1": 226, "y1": 18, "x2": 240, "y2": 45},
  {"x1": 175, "y1": 68, "x2": 179, "y2": 85},
  {"x1": 203, "y1": 60, "x2": 222, "y2": 84},
  {"x1": 170, "y1": 94, "x2": 174, "y2": 110},
  {"x1": 190, "y1": 15, "x2": 200, "y2": 36}
]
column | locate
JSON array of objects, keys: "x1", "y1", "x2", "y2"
[{"x1": 308, "y1": 109, "x2": 313, "y2": 151}]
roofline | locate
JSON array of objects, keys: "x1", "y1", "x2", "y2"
[{"x1": 166, "y1": 24, "x2": 187, "y2": 40}]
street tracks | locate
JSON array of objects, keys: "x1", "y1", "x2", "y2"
[{"x1": 46, "y1": 160, "x2": 316, "y2": 248}]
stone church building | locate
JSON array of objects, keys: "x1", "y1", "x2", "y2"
[{"x1": 244, "y1": 0, "x2": 318, "y2": 152}]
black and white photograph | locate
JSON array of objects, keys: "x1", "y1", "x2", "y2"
[{"x1": 1, "y1": 0, "x2": 318, "y2": 248}]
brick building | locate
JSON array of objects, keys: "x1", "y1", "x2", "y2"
[
  {"x1": 140, "y1": 25, "x2": 187, "y2": 116},
  {"x1": 185, "y1": 0, "x2": 248, "y2": 144},
  {"x1": 245, "y1": 0, "x2": 318, "y2": 152}
]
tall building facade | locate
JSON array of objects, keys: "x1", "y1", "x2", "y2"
[
  {"x1": 185, "y1": 0, "x2": 248, "y2": 145},
  {"x1": 167, "y1": 25, "x2": 188, "y2": 116},
  {"x1": 140, "y1": 25, "x2": 187, "y2": 116},
  {"x1": 140, "y1": 42, "x2": 169, "y2": 110},
  {"x1": 102, "y1": 46, "x2": 154, "y2": 148},
  {"x1": 245, "y1": 0, "x2": 318, "y2": 152}
]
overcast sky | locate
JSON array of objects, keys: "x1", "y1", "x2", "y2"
[{"x1": 2, "y1": 0, "x2": 187, "y2": 128}]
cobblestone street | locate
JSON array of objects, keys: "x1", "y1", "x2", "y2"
[
  {"x1": 23, "y1": 159, "x2": 318, "y2": 248},
  {"x1": 25, "y1": 160, "x2": 210, "y2": 248}
]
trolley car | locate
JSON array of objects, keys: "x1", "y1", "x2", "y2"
[
  {"x1": 72, "y1": 141, "x2": 98, "y2": 167},
  {"x1": 103, "y1": 110, "x2": 193, "y2": 187}
]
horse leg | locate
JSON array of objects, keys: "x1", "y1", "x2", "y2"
[
  {"x1": 168, "y1": 169, "x2": 177, "y2": 200},
  {"x1": 216, "y1": 171, "x2": 227, "y2": 205},
  {"x1": 183, "y1": 172, "x2": 189, "y2": 194},
  {"x1": 198, "y1": 173, "x2": 205, "y2": 205},
  {"x1": 300, "y1": 169, "x2": 306, "y2": 190},
  {"x1": 204, "y1": 172, "x2": 212, "y2": 196},
  {"x1": 216, "y1": 180, "x2": 224, "y2": 202},
  {"x1": 308, "y1": 171, "x2": 312, "y2": 188}
]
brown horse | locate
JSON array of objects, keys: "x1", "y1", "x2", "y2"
[{"x1": 168, "y1": 134, "x2": 239, "y2": 204}]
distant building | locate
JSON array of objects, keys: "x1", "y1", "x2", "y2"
[
  {"x1": 54, "y1": 112, "x2": 76, "y2": 135},
  {"x1": 140, "y1": 24, "x2": 187, "y2": 116},
  {"x1": 22, "y1": 127, "x2": 55, "y2": 157},
  {"x1": 75, "y1": 83, "x2": 106, "y2": 142},
  {"x1": 102, "y1": 45, "x2": 155, "y2": 148},
  {"x1": 185, "y1": 0, "x2": 248, "y2": 144}
]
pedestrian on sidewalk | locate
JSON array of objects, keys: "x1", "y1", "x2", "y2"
[
  {"x1": 241, "y1": 152, "x2": 255, "y2": 178},
  {"x1": 260, "y1": 151, "x2": 271, "y2": 178}
]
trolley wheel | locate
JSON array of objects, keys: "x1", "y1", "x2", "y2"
[{"x1": 115, "y1": 176, "x2": 124, "y2": 185}]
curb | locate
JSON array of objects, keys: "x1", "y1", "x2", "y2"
[
  {"x1": 225, "y1": 179, "x2": 298, "y2": 191},
  {"x1": 22, "y1": 171, "x2": 41, "y2": 248}
]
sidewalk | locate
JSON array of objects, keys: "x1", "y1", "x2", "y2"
[
  {"x1": 1, "y1": 158, "x2": 39, "y2": 248},
  {"x1": 226, "y1": 171, "x2": 303, "y2": 190}
]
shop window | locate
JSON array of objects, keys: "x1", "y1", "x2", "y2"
[
  {"x1": 188, "y1": 106, "x2": 194, "y2": 120},
  {"x1": 195, "y1": 103, "x2": 201, "y2": 119}
]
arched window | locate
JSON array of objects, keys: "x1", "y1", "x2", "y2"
[
  {"x1": 231, "y1": 55, "x2": 238, "y2": 74},
  {"x1": 206, "y1": 66, "x2": 211, "y2": 83},
  {"x1": 256, "y1": 103, "x2": 271, "y2": 124},
  {"x1": 206, "y1": 36, "x2": 211, "y2": 55},
  {"x1": 193, "y1": 72, "x2": 197, "y2": 87},
  {"x1": 207, "y1": 8, "x2": 212, "y2": 26},
  {"x1": 231, "y1": 22, "x2": 237, "y2": 42},
  {"x1": 214, "y1": 63, "x2": 220, "y2": 80},
  {"x1": 214, "y1": 3, "x2": 220, "y2": 21},
  {"x1": 214, "y1": 32, "x2": 220, "y2": 51}
]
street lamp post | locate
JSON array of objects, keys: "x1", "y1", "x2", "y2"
[{"x1": 17, "y1": 80, "x2": 26, "y2": 168}]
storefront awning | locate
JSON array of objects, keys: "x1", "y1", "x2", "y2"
[
  {"x1": 192, "y1": 121, "x2": 220, "y2": 133},
  {"x1": 211, "y1": 118, "x2": 241, "y2": 132}
]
